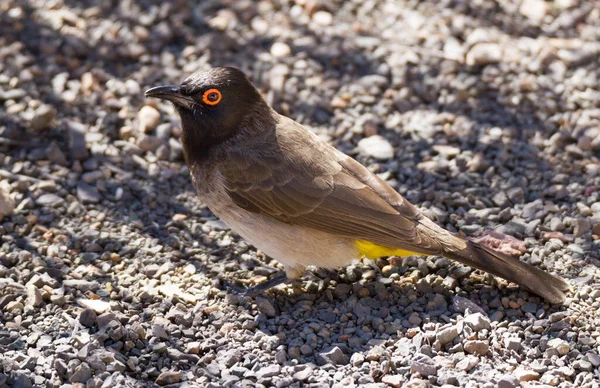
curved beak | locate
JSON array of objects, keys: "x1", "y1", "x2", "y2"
[{"x1": 144, "y1": 85, "x2": 194, "y2": 109}]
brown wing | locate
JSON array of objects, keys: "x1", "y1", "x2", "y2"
[{"x1": 220, "y1": 116, "x2": 444, "y2": 254}]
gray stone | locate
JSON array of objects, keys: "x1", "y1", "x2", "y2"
[
  {"x1": 68, "y1": 121, "x2": 89, "y2": 160},
  {"x1": 69, "y1": 363, "x2": 92, "y2": 383},
  {"x1": 357, "y1": 135, "x2": 394, "y2": 160},
  {"x1": 77, "y1": 182, "x2": 102, "y2": 204},
  {"x1": 436, "y1": 326, "x2": 458, "y2": 346},
  {"x1": 464, "y1": 340, "x2": 489, "y2": 355},
  {"x1": 464, "y1": 313, "x2": 491, "y2": 331},
  {"x1": 410, "y1": 354, "x2": 437, "y2": 377},
  {"x1": 256, "y1": 364, "x2": 281, "y2": 379},
  {"x1": 316, "y1": 346, "x2": 348, "y2": 366},
  {"x1": 256, "y1": 297, "x2": 277, "y2": 317},
  {"x1": 36, "y1": 193, "x2": 65, "y2": 207},
  {"x1": 497, "y1": 374, "x2": 519, "y2": 388}
]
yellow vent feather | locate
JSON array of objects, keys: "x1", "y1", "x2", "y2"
[{"x1": 354, "y1": 240, "x2": 426, "y2": 259}]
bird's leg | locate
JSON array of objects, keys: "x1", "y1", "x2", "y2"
[{"x1": 222, "y1": 271, "x2": 289, "y2": 297}]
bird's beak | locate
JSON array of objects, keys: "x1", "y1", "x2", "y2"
[{"x1": 144, "y1": 85, "x2": 195, "y2": 109}]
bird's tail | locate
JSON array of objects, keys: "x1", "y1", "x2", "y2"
[{"x1": 443, "y1": 239, "x2": 569, "y2": 304}]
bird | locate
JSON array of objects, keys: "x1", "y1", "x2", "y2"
[{"x1": 145, "y1": 67, "x2": 569, "y2": 304}]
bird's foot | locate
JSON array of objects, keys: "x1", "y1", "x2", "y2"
[{"x1": 221, "y1": 272, "x2": 288, "y2": 297}]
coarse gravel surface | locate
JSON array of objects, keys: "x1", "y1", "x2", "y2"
[{"x1": 1, "y1": 0, "x2": 600, "y2": 387}]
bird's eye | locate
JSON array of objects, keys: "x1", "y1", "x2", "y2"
[{"x1": 202, "y1": 89, "x2": 222, "y2": 106}]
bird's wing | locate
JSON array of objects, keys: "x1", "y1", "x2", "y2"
[{"x1": 220, "y1": 117, "x2": 444, "y2": 254}]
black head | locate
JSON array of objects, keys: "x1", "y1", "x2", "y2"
[{"x1": 145, "y1": 67, "x2": 269, "y2": 159}]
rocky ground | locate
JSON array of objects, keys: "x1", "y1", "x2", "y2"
[{"x1": 1, "y1": 0, "x2": 600, "y2": 387}]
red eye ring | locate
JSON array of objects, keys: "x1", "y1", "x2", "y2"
[{"x1": 202, "y1": 89, "x2": 222, "y2": 105}]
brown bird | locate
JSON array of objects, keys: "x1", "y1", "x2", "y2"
[{"x1": 145, "y1": 67, "x2": 569, "y2": 304}]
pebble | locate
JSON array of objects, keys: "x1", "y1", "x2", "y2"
[
  {"x1": 463, "y1": 313, "x2": 491, "y2": 331},
  {"x1": 0, "y1": 190, "x2": 14, "y2": 220},
  {"x1": 256, "y1": 364, "x2": 281, "y2": 378},
  {"x1": 138, "y1": 105, "x2": 161, "y2": 133},
  {"x1": 357, "y1": 135, "x2": 394, "y2": 160},
  {"x1": 464, "y1": 340, "x2": 489, "y2": 355},
  {"x1": 76, "y1": 299, "x2": 111, "y2": 314},
  {"x1": 466, "y1": 43, "x2": 502, "y2": 66},
  {"x1": 436, "y1": 326, "x2": 458, "y2": 346},
  {"x1": 270, "y1": 42, "x2": 291, "y2": 58},
  {"x1": 497, "y1": 374, "x2": 519, "y2": 388},
  {"x1": 547, "y1": 338, "x2": 570, "y2": 355},
  {"x1": 514, "y1": 367, "x2": 540, "y2": 382},
  {"x1": 316, "y1": 346, "x2": 348, "y2": 366},
  {"x1": 519, "y1": 0, "x2": 549, "y2": 22},
  {"x1": 410, "y1": 354, "x2": 438, "y2": 377},
  {"x1": 313, "y1": 11, "x2": 333, "y2": 26},
  {"x1": 155, "y1": 371, "x2": 180, "y2": 386},
  {"x1": 77, "y1": 182, "x2": 102, "y2": 204},
  {"x1": 69, "y1": 363, "x2": 92, "y2": 383},
  {"x1": 30, "y1": 104, "x2": 56, "y2": 131},
  {"x1": 36, "y1": 194, "x2": 65, "y2": 207},
  {"x1": 455, "y1": 356, "x2": 479, "y2": 372},
  {"x1": 68, "y1": 121, "x2": 89, "y2": 160}
]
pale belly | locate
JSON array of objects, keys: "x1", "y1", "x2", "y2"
[{"x1": 201, "y1": 189, "x2": 359, "y2": 278}]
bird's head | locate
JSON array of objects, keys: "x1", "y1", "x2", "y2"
[{"x1": 145, "y1": 67, "x2": 268, "y2": 153}]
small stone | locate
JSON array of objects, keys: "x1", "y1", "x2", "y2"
[
  {"x1": 497, "y1": 374, "x2": 519, "y2": 388},
  {"x1": 464, "y1": 313, "x2": 491, "y2": 331},
  {"x1": 381, "y1": 375, "x2": 404, "y2": 388},
  {"x1": 152, "y1": 324, "x2": 169, "y2": 340},
  {"x1": 316, "y1": 346, "x2": 348, "y2": 366},
  {"x1": 68, "y1": 121, "x2": 89, "y2": 160},
  {"x1": 256, "y1": 297, "x2": 276, "y2": 318},
  {"x1": 436, "y1": 326, "x2": 458, "y2": 346},
  {"x1": 270, "y1": 42, "x2": 291, "y2": 58},
  {"x1": 519, "y1": 0, "x2": 549, "y2": 22},
  {"x1": 514, "y1": 367, "x2": 540, "y2": 382},
  {"x1": 547, "y1": 338, "x2": 569, "y2": 355},
  {"x1": 137, "y1": 135, "x2": 164, "y2": 153},
  {"x1": 587, "y1": 352, "x2": 600, "y2": 367},
  {"x1": 155, "y1": 370, "x2": 180, "y2": 386},
  {"x1": 138, "y1": 105, "x2": 161, "y2": 133},
  {"x1": 0, "y1": 190, "x2": 14, "y2": 220},
  {"x1": 466, "y1": 43, "x2": 502, "y2": 66},
  {"x1": 357, "y1": 135, "x2": 394, "y2": 160},
  {"x1": 79, "y1": 309, "x2": 97, "y2": 328},
  {"x1": 77, "y1": 182, "x2": 102, "y2": 204},
  {"x1": 350, "y1": 353, "x2": 365, "y2": 367},
  {"x1": 30, "y1": 104, "x2": 56, "y2": 131},
  {"x1": 292, "y1": 365, "x2": 312, "y2": 381},
  {"x1": 77, "y1": 299, "x2": 111, "y2": 314},
  {"x1": 256, "y1": 364, "x2": 281, "y2": 378},
  {"x1": 46, "y1": 142, "x2": 68, "y2": 165},
  {"x1": 36, "y1": 193, "x2": 65, "y2": 207},
  {"x1": 69, "y1": 363, "x2": 92, "y2": 383},
  {"x1": 573, "y1": 218, "x2": 591, "y2": 237},
  {"x1": 313, "y1": 11, "x2": 333, "y2": 26},
  {"x1": 464, "y1": 340, "x2": 489, "y2": 355},
  {"x1": 456, "y1": 356, "x2": 479, "y2": 372},
  {"x1": 366, "y1": 346, "x2": 386, "y2": 361},
  {"x1": 407, "y1": 312, "x2": 422, "y2": 326},
  {"x1": 334, "y1": 283, "x2": 352, "y2": 298},
  {"x1": 25, "y1": 285, "x2": 43, "y2": 307},
  {"x1": 411, "y1": 354, "x2": 437, "y2": 377},
  {"x1": 504, "y1": 337, "x2": 522, "y2": 351}
]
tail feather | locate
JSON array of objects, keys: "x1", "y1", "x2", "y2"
[{"x1": 443, "y1": 240, "x2": 569, "y2": 304}]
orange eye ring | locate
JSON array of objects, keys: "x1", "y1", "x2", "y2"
[{"x1": 202, "y1": 88, "x2": 222, "y2": 105}]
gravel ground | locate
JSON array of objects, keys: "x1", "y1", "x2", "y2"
[{"x1": 1, "y1": 0, "x2": 600, "y2": 387}]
